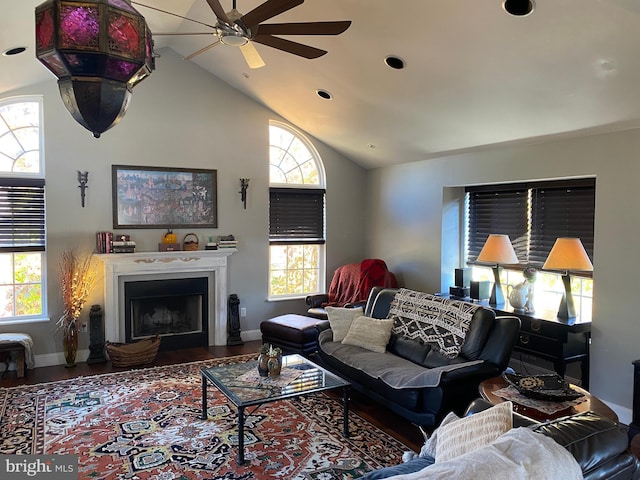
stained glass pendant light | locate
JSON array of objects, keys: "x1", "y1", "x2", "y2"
[{"x1": 35, "y1": 0, "x2": 154, "y2": 138}]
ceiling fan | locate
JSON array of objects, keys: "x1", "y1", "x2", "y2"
[{"x1": 134, "y1": 0, "x2": 351, "y2": 69}]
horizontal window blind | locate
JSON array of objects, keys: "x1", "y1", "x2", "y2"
[
  {"x1": 529, "y1": 183, "x2": 595, "y2": 265},
  {"x1": 269, "y1": 188, "x2": 325, "y2": 244},
  {"x1": 467, "y1": 188, "x2": 529, "y2": 264},
  {"x1": 0, "y1": 178, "x2": 46, "y2": 252},
  {"x1": 466, "y1": 179, "x2": 595, "y2": 268}
]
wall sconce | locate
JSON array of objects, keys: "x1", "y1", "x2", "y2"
[
  {"x1": 77, "y1": 170, "x2": 88, "y2": 207},
  {"x1": 240, "y1": 178, "x2": 249, "y2": 209}
]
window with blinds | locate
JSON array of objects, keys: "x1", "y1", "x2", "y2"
[
  {"x1": 0, "y1": 97, "x2": 46, "y2": 321},
  {"x1": 268, "y1": 121, "x2": 325, "y2": 298},
  {"x1": 466, "y1": 178, "x2": 595, "y2": 270}
]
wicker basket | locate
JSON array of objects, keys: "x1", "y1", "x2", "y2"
[
  {"x1": 183, "y1": 233, "x2": 199, "y2": 251},
  {"x1": 105, "y1": 336, "x2": 160, "y2": 367}
]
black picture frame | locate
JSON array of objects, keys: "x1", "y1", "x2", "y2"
[{"x1": 112, "y1": 165, "x2": 217, "y2": 229}]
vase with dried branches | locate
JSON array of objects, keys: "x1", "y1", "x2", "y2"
[{"x1": 57, "y1": 250, "x2": 97, "y2": 367}]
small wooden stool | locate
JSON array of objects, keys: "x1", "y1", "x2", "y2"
[{"x1": 0, "y1": 334, "x2": 31, "y2": 378}]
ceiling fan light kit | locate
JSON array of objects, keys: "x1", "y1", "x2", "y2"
[{"x1": 34, "y1": 0, "x2": 155, "y2": 138}]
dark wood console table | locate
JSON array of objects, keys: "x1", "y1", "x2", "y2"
[{"x1": 492, "y1": 303, "x2": 591, "y2": 389}]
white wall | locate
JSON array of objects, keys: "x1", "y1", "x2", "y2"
[
  {"x1": 366, "y1": 128, "x2": 640, "y2": 421},
  {"x1": 0, "y1": 48, "x2": 367, "y2": 363}
]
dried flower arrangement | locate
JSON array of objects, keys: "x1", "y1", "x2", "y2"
[{"x1": 56, "y1": 249, "x2": 97, "y2": 329}]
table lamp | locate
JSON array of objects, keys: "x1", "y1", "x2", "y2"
[
  {"x1": 477, "y1": 234, "x2": 519, "y2": 306},
  {"x1": 542, "y1": 237, "x2": 593, "y2": 319}
]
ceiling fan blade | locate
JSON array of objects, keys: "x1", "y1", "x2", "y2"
[
  {"x1": 132, "y1": 1, "x2": 217, "y2": 29},
  {"x1": 154, "y1": 33, "x2": 216, "y2": 36},
  {"x1": 242, "y1": 0, "x2": 304, "y2": 28},
  {"x1": 257, "y1": 21, "x2": 351, "y2": 36},
  {"x1": 184, "y1": 40, "x2": 221, "y2": 60},
  {"x1": 252, "y1": 34, "x2": 326, "y2": 59},
  {"x1": 240, "y1": 42, "x2": 266, "y2": 69},
  {"x1": 206, "y1": 0, "x2": 231, "y2": 24}
]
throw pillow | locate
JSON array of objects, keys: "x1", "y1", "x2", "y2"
[
  {"x1": 325, "y1": 306, "x2": 363, "y2": 342},
  {"x1": 435, "y1": 401, "x2": 513, "y2": 463},
  {"x1": 418, "y1": 411, "x2": 460, "y2": 459},
  {"x1": 341, "y1": 315, "x2": 394, "y2": 353}
]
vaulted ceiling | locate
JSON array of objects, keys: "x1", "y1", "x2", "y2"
[{"x1": 3, "y1": 0, "x2": 640, "y2": 168}]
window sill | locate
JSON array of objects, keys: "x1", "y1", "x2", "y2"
[
  {"x1": 0, "y1": 316, "x2": 50, "y2": 326},
  {"x1": 267, "y1": 295, "x2": 309, "y2": 302}
]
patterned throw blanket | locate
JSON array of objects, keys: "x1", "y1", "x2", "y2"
[{"x1": 388, "y1": 289, "x2": 479, "y2": 358}]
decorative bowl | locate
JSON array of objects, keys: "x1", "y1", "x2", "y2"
[{"x1": 504, "y1": 373, "x2": 584, "y2": 402}]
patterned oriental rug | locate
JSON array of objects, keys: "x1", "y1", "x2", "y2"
[{"x1": 0, "y1": 354, "x2": 407, "y2": 479}]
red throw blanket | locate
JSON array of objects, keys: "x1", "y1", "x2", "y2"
[{"x1": 325, "y1": 259, "x2": 397, "y2": 307}]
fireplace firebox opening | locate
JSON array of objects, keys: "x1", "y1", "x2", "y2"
[{"x1": 124, "y1": 277, "x2": 208, "y2": 351}]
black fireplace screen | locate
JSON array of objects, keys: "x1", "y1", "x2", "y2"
[
  {"x1": 131, "y1": 295, "x2": 202, "y2": 338},
  {"x1": 124, "y1": 277, "x2": 208, "y2": 350}
]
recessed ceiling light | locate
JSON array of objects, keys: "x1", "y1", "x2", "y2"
[
  {"x1": 3, "y1": 46, "x2": 27, "y2": 56},
  {"x1": 316, "y1": 89, "x2": 332, "y2": 100},
  {"x1": 502, "y1": 0, "x2": 535, "y2": 16},
  {"x1": 384, "y1": 55, "x2": 405, "y2": 70}
]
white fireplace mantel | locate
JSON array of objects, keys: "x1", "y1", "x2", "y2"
[{"x1": 97, "y1": 250, "x2": 235, "y2": 346}]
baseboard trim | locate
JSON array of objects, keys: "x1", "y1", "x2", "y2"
[
  {"x1": 605, "y1": 401, "x2": 632, "y2": 426},
  {"x1": 15, "y1": 332, "x2": 262, "y2": 371},
  {"x1": 241, "y1": 329, "x2": 262, "y2": 342}
]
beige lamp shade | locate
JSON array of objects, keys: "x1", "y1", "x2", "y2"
[
  {"x1": 477, "y1": 234, "x2": 519, "y2": 264},
  {"x1": 543, "y1": 238, "x2": 593, "y2": 271}
]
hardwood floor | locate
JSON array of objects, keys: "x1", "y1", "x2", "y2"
[{"x1": 0, "y1": 340, "x2": 424, "y2": 453}]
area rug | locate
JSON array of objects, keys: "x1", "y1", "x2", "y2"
[{"x1": 0, "y1": 354, "x2": 408, "y2": 479}]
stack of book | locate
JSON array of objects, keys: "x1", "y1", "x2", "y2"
[
  {"x1": 111, "y1": 239, "x2": 136, "y2": 254},
  {"x1": 96, "y1": 232, "x2": 136, "y2": 254},
  {"x1": 217, "y1": 235, "x2": 238, "y2": 250}
]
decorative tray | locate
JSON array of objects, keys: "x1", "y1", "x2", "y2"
[{"x1": 503, "y1": 373, "x2": 584, "y2": 402}]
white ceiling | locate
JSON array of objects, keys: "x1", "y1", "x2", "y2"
[{"x1": 3, "y1": 0, "x2": 640, "y2": 168}]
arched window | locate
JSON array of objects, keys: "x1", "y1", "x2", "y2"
[
  {"x1": 0, "y1": 97, "x2": 46, "y2": 321},
  {"x1": 268, "y1": 122, "x2": 325, "y2": 298}
]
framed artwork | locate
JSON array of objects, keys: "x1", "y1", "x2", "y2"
[{"x1": 112, "y1": 165, "x2": 217, "y2": 228}]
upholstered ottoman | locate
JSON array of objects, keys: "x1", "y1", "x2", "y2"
[{"x1": 260, "y1": 314, "x2": 330, "y2": 355}]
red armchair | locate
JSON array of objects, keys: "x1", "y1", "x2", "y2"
[{"x1": 305, "y1": 259, "x2": 398, "y2": 319}]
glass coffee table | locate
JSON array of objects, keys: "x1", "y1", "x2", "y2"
[{"x1": 201, "y1": 354, "x2": 351, "y2": 464}]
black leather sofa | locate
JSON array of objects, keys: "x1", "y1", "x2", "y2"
[
  {"x1": 363, "y1": 398, "x2": 640, "y2": 480},
  {"x1": 317, "y1": 287, "x2": 521, "y2": 426}
]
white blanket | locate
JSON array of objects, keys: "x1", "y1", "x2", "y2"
[
  {"x1": 385, "y1": 428, "x2": 583, "y2": 480},
  {"x1": 0, "y1": 333, "x2": 35, "y2": 369}
]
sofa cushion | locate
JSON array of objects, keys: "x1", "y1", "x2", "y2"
[
  {"x1": 342, "y1": 315, "x2": 394, "y2": 353},
  {"x1": 388, "y1": 335, "x2": 430, "y2": 365},
  {"x1": 435, "y1": 401, "x2": 513, "y2": 463},
  {"x1": 387, "y1": 289, "x2": 480, "y2": 359},
  {"x1": 326, "y1": 306, "x2": 363, "y2": 342},
  {"x1": 321, "y1": 336, "x2": 483, "y2": 389}
]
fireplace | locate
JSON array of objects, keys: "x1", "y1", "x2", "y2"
[
  {"x1": 97, "y1": 250, "x2": 235, "y2": 347},
  {"x1": 125, "y1": 277, "x2": 208, "y2": 351}
]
